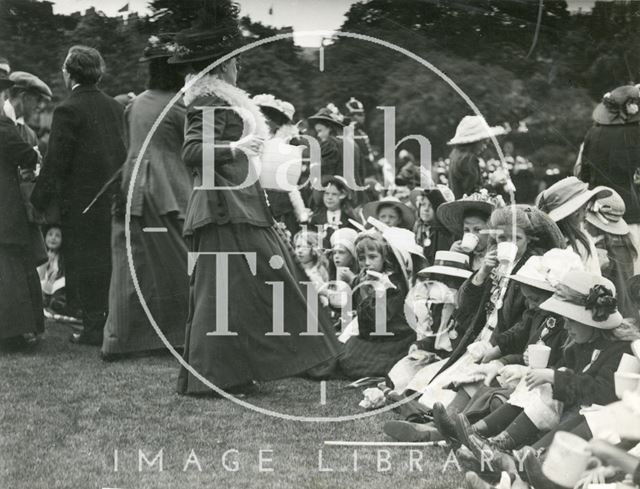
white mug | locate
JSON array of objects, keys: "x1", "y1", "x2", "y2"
[
  {"x1": 617, "y1": 353, "x2": 640, "y2": 374},
  {"x1": 543, "y1": 431, "x2": 596, "y2": 488},
  {"x1": 496, "y1": 241, "x2": 518, "y2": 264},
  {"x1": 614, "y1": 371, "x2": 640, "y2": 399},
  {"x1": 460, "y1": 233, "x2": 479, "y2": 253},
  {"x1": 528, "y1": 344, "x2": 552, "y2": 369}
]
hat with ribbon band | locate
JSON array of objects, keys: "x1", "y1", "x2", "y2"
[
  {"x1": 585, "y1": 189, "x2": 629, "y2": 235},
  {"x1": 536, "y1": 177, "x2": 612, "y2": 222},
  {"x1": 540, "y1": 270, "x2": 622, "y2": 329},
  {"x1": 418, "y1": 251, "x2": 472, "y2": 279}
]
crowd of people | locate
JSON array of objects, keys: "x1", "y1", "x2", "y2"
[{"x1": 4, "y1": 2, "x2": 640, "y2": 488}]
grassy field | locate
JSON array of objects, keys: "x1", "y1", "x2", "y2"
[{"x1": 1, "y1": 320, "x2": 465, "y2": 489}]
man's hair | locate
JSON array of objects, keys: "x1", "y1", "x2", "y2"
[{"x1": 64, "y1": 45, "x2": 105, "y2": 85}]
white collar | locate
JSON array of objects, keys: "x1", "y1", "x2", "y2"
[
  {"x1": 72, "y1": 83, "x2": 80, "y2": 90},
  {"x1": 3, "y1": 100, "x2": 19, "y2": 124}
]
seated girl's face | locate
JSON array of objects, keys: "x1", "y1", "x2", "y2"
[
  {"x1": 294, "y1": 238, "x2": 314, "y2": 264},
  {"x1": 377, "y1": 205, "x2": 402, "y2": 227},
  {"x1": 564, "y1": 318, "x2": 595, "y2": 344},
  {"x1": 520, "y1": 284, "x2": 552, "y2": 309},
  {"x1": 45, "y1": 227, "x2": 62, "y2": 252},
  {"x1": 494, "y1": 225, "x2": 530, "y2": 259},
  {"x1": 419, "y1": 200, "x2": 434, "y2": 224},
  {"x1": 323, "y1": 184, "x2": 344, "y2": 212},
  {"x1": 332, "y1": 246, "x2": 353, "y2": 268},
  {"x1": 358, "y1": 246, "x2": 384, "y2": 273}
]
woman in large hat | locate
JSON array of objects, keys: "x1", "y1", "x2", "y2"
[
  {"x1": 578, "y1": 85, "x2": 640, "y2": 274},
  {"x1": 168, "y1": 2, "x2": 341, "y2": 395},
  {"x1": 101, "y1": 33, "x2": 192, "y2": 359},
  {"x1": 447, "y1": 115, "x2": 506, "y2": 199}
]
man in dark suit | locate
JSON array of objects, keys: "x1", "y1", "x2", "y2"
[{"x1": 32, "y1": 45, "x2": 126, "y2": 345}]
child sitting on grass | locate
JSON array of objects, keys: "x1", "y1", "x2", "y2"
[{"x1": 37, "y1": 224, "x2": 66, "y2": 313}]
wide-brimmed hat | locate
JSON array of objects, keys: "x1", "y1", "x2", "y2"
[
  {"x1": 593, "y1": 85, "x2": 640, "y2": 126},
  {"x1": 167, "y1": 3, "x2": 244, "y2": 65},
  {"x1": 536, "y1": 177, "x2": 612, "y2": 222},
  {"x1": 330, "y1": 227, "x2": 358, "y2": 257},
  {"x1": 585, "y1": 189, "x2": 629, "y2": 235},
  {"x1": 363, "y1": 196, "x2": 415, "y2": 229},
  {"x1": 9, "y1": 71, "x2": 52, "y2": 100},
  {"x1": 139, "y1": 34, "x2": 178, "y2": 62},
  {"x1": 540, "y1": 270, "x2": 623, "y2": 329},
  {"x1": 253, "y1": 93, "x2": 295, "y2": 122},
  {"x1": 308, "y1": 105, "x2": 345, "y2": 131},
  {"x1": 510, "y1": 248, "x2": 584, "y2": 292},
  {"x1": 447, "y1": 115, "x2": 506, "y2": 145},
  {"x1": 418, "y1": 251, "x2": 472, "y2": 279},
  {"x1": 436, "y1": 191, "x2": 505, "y2": 237}
]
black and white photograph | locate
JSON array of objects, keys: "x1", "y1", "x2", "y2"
[{"x1": 4, "y1": 0, "x2": 640, "y2": 488}]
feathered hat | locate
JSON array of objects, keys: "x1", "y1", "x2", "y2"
[{"x1": 168, "y1": 1, "x2": 244, "y2": 65}]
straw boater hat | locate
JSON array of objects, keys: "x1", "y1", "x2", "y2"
[
  {"x1": 536, "y1": 177, "x2": 612, "y2": 222},
  {"x1": 510, "y1": 248, "x2": 584, "y2": 292},
  {"x1": 253, "y1": 93, "x2": 295, "y2": 123},
  {"x1": 540, "y1": 270, "x2": 623, "y2": 329},
  {"x1": 436, "y1": 191, "x2": 506, "y2": 237},
  {"x1": 308, "y1": 104, "x2": 345, "y2": 131},
  {"x1": 418, "y1": 251, "x2": 472, "y2": 279},
  {"x1": 330, "y1": 227, "x2": 358, "y2": 257},
  {"x1": 592, "y1": 85, "x2": 640, "y2": 126},
  {"x1": 447, "y1": 115, "x2": 506, "y2": 145},
  {"x1": 585, "y1": 189, "x2": 630, "y2": 235},
  {"x1": 363, "y1": 196, "x2": 416, "y2": 229}
]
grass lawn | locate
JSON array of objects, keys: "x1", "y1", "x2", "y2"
[{"x1": 1, "y1": 320, "x2": 465, "y2": 489}]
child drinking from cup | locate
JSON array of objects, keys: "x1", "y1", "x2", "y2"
[
  {"x1": 437, "y1": 191, "x2": 505, "y2": 271},
  {"x1": 453, "y1": 271, "x2": 633, "y2": 454}
]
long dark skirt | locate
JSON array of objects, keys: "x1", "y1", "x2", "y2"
[
  {"x1": 177, "y1": 222, "x2": 343, "y2": 393},
  {"x1": 0, "y1": 244, "x2": 44, "y2": 339},
  {"x1": 102, "y1": 203, "x2": 188, "y2": 354}
]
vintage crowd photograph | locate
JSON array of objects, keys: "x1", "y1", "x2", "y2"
[{"x1": 3, "y1": 0, "x2": 640, "y2": 488}]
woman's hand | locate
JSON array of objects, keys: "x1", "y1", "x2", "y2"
[
  {"x1": 525, "y1": 368, "x2": 554, "y2": 390},
  {"x1": 473, "y1": 249, "x2": 498, "y2": 285},
  {"x1": 232, "y1": 135, "x2": 265, "y2": 156}
]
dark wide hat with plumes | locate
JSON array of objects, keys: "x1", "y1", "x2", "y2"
[
  {"x1": 139, "y1": 33, "x2": 178, "y2": 62},
  {"x1": 592, "y1": 85, "x2": 640, "y2": 125},
  {"x1": 167, "y1": 1, "x2": 244, "y2": 65}
]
